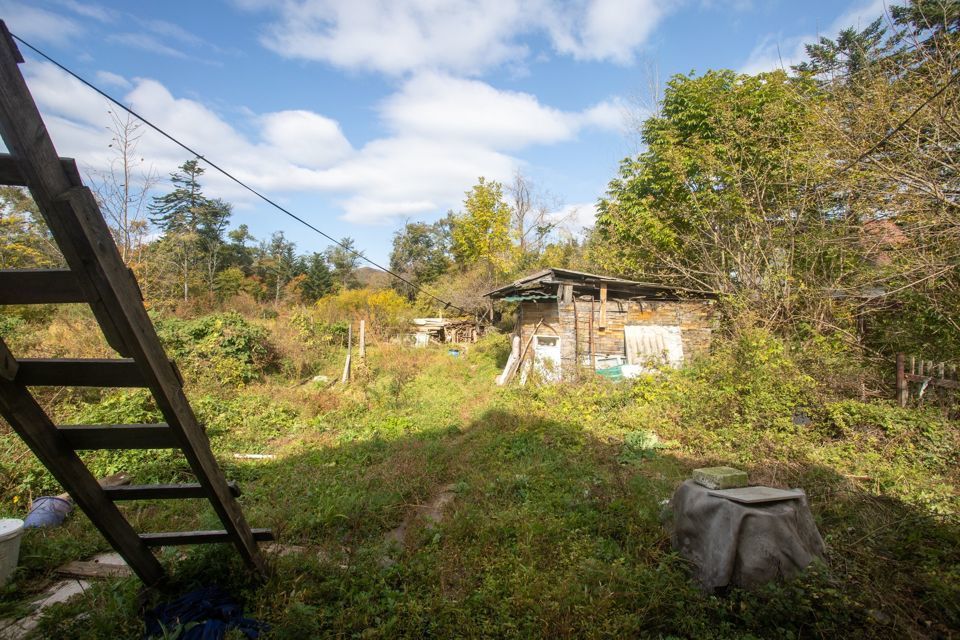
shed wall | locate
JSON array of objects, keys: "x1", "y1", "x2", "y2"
[{"x1": 517, "y1": 297, "x2": 715, "y2": 381}]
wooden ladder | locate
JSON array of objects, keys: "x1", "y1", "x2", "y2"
[{"x1": 0, "y1": 23, "x2": 270, "y2": 584}]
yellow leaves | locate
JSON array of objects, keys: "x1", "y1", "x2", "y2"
[{"x1": 314, "y1": 287, "x2": 414, "y2": 330}]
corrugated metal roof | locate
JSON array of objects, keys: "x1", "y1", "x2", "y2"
[
  {"x1": 485, "y1": 267, "x2": 716, "y2": 299},
  {"x1": 500, "y1": 294, "x2": 557, "y2": 302}
]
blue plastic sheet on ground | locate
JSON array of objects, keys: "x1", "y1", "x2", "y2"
[
  {"x1": 143, "y1": 585, "x2": 268, "y2": 640},
  {"x1": 23, "y1": 496, "x2": 73, "y2": 528}
]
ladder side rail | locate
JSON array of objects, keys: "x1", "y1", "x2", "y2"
[
  {"x1": 0, "y1": 373, "x2": 164, "y2": 582},
  {"x1": 0, "y1": 29, "x2": 266, "y2": 575}
]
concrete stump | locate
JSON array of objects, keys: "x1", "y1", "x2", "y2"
[{"x1": 667, "y1": 480, "x2": 826, "y2": 592}]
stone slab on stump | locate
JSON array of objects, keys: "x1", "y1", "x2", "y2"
[
  {"x1": 667, "y1": 480, "x2": 825, "y2": 592},
  {"x1": 692, "y1": 466, "x2": 748, "y2": 490}
]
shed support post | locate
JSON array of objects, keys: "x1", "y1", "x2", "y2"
[
  {"x1": 896, "y1": 353, "x2": 907, "y2": 407},
  {"x1": 599, "y1": 283, "x2": 607, "y2": 330}
]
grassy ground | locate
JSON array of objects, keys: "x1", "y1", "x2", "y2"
[{"x1": 0, "y1": 315, "x2": 958, "y2": 639}]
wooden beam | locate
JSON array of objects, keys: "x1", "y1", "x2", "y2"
[
  {"x1": 58, "y1": 424, "x2": 177, "y2": 450},
  {"x1": 0, "y1": 336, "x2": 17, "y2": 381},
  {"x1": 0, "y1": 154, "x2": 81, "y2": 188},
  {"x1": 59, "y1": 181, "x2": 270, "y2": 574},
  {"x1": 0, "y1": 23, "x2": 267, "y2": 576},
  {"x1": 0, "y1": 38, "x2": 130, "y2": 356},
  {"x1": 0, "y1": 21, "x2": 22, "y2": 64},
  {"x1": 140, "y1": 528, "x2": 274, "y2": 547},
  {"x1": 0, "y1": 378, "x2": 164, "y2": 584},
  {"x1": 599, "y1": 283, "x2": 608, "y2": 330},
  {"x1": 105, "y1": 481, "x2": 240, "y2": 501},
  {"x1": 15, "y1": 359, "x2": 145, "y2": 387},
  {"x1": 56, "y1": 560, "x2": 132, "y2": 579},
  {"x1": 0, "y1": 269, "x2": 86, "y2": 305}
]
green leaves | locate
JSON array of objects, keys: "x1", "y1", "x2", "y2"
[{"x1": 450, "y1": 177, "x2": 512, "y2": 273}]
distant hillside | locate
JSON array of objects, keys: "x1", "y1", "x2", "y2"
[{"x1": 356, "y1": 266, "x2": 391, "y2": 289}]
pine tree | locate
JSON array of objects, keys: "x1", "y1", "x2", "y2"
[
  {"x1": 149, "y1": 159, "x2": 211, "y2": 301},
  {"x1": 300, "y1": 252, "x2": 334, "y2": 302}
]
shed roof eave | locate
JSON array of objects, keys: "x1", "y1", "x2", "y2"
[{"x1": 485, "y1": 267, "x2": 717, "y2": 299}]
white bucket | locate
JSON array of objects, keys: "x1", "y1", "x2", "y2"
[{"x1": 0, "y1": 518, "x2": 25, "y2": 586}]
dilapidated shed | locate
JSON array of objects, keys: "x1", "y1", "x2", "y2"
[
  {"x1": 411, "y1": 317, "x2": 485, "y2": 346},
  {"x1": 487, "y1": 268, "x2": 716, "y2": 382}
]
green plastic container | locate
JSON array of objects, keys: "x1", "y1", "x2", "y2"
[{"x1": 596, "y1": 365, "x2": 624, "y2": 381}]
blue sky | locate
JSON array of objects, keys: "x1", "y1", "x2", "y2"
[{"x1": 2, "y1": 0, "x2": 888, "y2": 264}]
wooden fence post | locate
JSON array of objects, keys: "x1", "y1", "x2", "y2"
[
  {"x1": 341, "y1": 323, "x2": 352, "y2": 384},
  {"x1": 359, "y1": 320, "x2": 366, "y2": 360},
  {"x1": 896, "y1": 353, "x2": 907, "y2": 407}
]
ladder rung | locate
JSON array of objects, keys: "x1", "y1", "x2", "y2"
[
  {"x1": 105, "y1": 481, "x2": 241, "y2": 500},
  {"x1": 0, "y1": 153, "x2": 81, "y2": 186},
  {"x1": 16, "y1": 358, "x2": 145, "y2": 387},
  {"x1": 140, "y1": 528, "x2": 274, "y2": 547},
  {"x1": 0, "y1": 269, "x2": 86, "y2": 304},
  {"x1": 59, "y1": 424, "x2": 176, "y2": 449}
]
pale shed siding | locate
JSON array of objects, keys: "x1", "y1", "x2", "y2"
[{"x1": 518, "y1": 297, "x2": 716, "y2": 381}]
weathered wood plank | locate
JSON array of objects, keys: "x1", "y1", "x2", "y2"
[
  {"x1": 0, "y1": 378, "x2": 164, "y2": 584},
  {"x1": 140, "y1": 528, "x2": 274, "y2": 547},
  {"x1": 904, "y1": 373, "x2": 960, "y2": 389},
  {"x1": 58, "y1": 424, "x2": 176, "y2": 449},
  {"x1": 0, "y1": 336, "x2": 17, "y2": 381},
  {"x1": 15, "y1": 359, "x2": 145, "y2": 387},
  {"x1": 56, "y1": 560, "x2": 133, "y2": 579},
  {"x1": 58, "y1": 184, "x2": 269, "y2": 573},
  {"x1": 0, "y1": 153, "x2": 81, "y2": 187},
  {"x1": 0, "y1": 32, "x2": 130, "y2": 356},
  {"x1": 599, "y1": 283, "x2": 608, "y2": 330},
  {"x1": 0, "y1": 269, "x2": 86, "y2": 304},
  {"x1": 0, "y1": 22, "x2": 267, "y2": 576},
  {"x1": 105, "y1": 481, "x2": 241, "y2": 501}
]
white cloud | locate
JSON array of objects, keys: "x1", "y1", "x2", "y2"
[
  {"x1": 740, "y1": 0, "x2": 889, "y2": 74},
  {"x1": 550, "y1": 202, "x2": 598, "y2": 231},
  {"x1": 52, "y1": 0, "x2": 116, "y2": 23},
  {"x1": 106, "y1": 33, "x2": 188, "y2": 59},
  {"x1": 243, "y1": 0, "x2": 672, "y2": 76},
  {"x1": 23, "y1": 60, "x2": 620, "y2": 225},
  {"x1": 313, "y1": 135, "x2": 517, "y2": 223},
  {"x1": 0, "y1": 2, "x2": 84, "y2": 46},
  {"x1": 543, "y1": 0, "x2": 666, "y2": 64},
  {"x1": 94, "y1": 70, "x2": 130, "y2": 89},
  {"x1": 381, "y1": 72, "x2": 620, "y2": 150},
  {"x1": 259, "y1": 110, "x2": 352, "y2": 168}
]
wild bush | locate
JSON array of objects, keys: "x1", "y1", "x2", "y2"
[
  {"x1": 314, "y1": 287, "x2": 412, "y2": 336},
  {"x1": 155, "y1": 312, "x2": 277, "y2": 386}
]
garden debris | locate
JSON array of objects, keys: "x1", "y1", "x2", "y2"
[
  {"x1": 411, "y1": 318, "x2": 484, "y2": 346},
  {"x1": 232, "y1": 453, "x2": 276, "y2": 460},
  {"x1": 23, "y1": 473, "x2": 131, "y2": 529},
  {"x1": 144, "y1": 585, "x2": 267, "y2": 640},
  {"x1": 0, "y1": 579, "x2": 90, "y2": 640},
  {"x1": 667, "y1": 480, "x2": 825, "y2": 592},
  {"x1": 22, "y1": 497, "x2": 72, "y2": 529},
  {"x1": 261, "y1": 543, "x2": 308, "y2": 557},
  {"x1": 56, "y1": 552, "x2": 131, "y2": 579}
]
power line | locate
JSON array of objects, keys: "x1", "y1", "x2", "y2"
[{"x1": 10, "y1": 32, "x2": 474, "y2": 316}]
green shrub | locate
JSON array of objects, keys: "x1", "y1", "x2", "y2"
[
  {"x1": 472, "y1": 332, "x2": 512, "y2": 368},
  {"x1": 156, "y1": 312, "x2": 277, "y2": 386},
  {"x1": 0, "y1": 312, "x2": 24, "y2": 339}
]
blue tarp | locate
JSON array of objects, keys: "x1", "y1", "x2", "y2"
[{"x1": 144, "y1": 585, "x2": 268, "y2": 640}]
